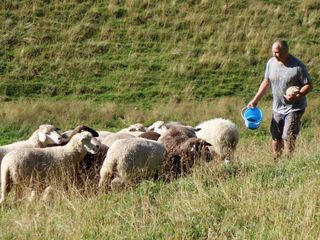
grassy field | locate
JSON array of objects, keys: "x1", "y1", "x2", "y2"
[
  {"x1": 0, "y1": 98, "x2": 320, "y2": 239},
  {"x1": 1, "y1": 0, "x2": 320, "y2": 239}
]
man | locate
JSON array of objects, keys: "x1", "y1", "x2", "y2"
[{"x1": 247, "y1": 39, "x2": 312, "y2": 159}]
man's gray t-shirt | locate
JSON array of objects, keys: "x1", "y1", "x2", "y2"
[{"x1": 264, "y1": 54, "x2": 311, "y2": 114}]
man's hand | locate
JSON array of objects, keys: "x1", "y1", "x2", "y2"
[
  {"x1": 247, "y1": 99, "x2": 258, "y2": 108},
  {"x1": 283, "y1": 92, "x2": 302, "y2": 102}
]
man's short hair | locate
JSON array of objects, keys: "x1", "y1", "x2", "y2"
[{"x1": 275, "y1": 39, "x2": 289, "y2": 51}]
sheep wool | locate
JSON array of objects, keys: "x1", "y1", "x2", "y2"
[
  {"x1": 99, "y1": 138, "x2": 166, "y2": 190},
  {"x1": 0, "y1": 131, "x2": 100, "y2": 204},
  {"x1": 0, "y1": 124, "x2": 63, "y2": 172},
  {"x1": 196, "y1": 118, "x2": 239, "y2": 162},
  {"x1": 158, "y1": 126, "x2": 211, "y2": 178}
]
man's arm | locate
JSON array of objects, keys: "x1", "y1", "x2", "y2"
[{"x1": 247, "y1": 79, "x2": 271, "y2": 107}]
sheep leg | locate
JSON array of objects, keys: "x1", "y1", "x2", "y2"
[
  {"x1": 98, "y1": 171, "x2": 110, "y2": 189},
  {"x1": 99, "y1": 160, "x2": 117, "y2": 190},
  {"x1": 0, "y1": 168, "x2": 12, "y2": 205},
  {"x1": 223, "y1": 147, "x2": 235, "y2": 164},
  {"x1": 110, "y1": 177, "x2": 126, "y2": 190},
  {"x1": 41, "y1": 186, "x2": 54, "y2": 202},
  {"x1": 13, "y1": 185, "x2": 24, "y2": 203}
]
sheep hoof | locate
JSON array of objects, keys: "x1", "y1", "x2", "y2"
[{"x1": 110, "y1": 178, "x2": 125, "y2": 191}]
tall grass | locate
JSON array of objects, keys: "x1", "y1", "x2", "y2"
[{"x1": 0, "y1": 97, "x2": 320, "y2": 239}]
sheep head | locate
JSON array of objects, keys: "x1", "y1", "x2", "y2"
[
  {"x1": 182, "y1": 138, "x2": 212, "y2": 163},
  {"x1": 37, "y1": 124, "x2": 63, "y2": 145},
  {"x1": 128, "y1": 123, "x2": 147, "y2": 132},
  {"x1": 148, "y1": 121, "x2": 167, "y2": 134},
  {"x1": 73, "y1": 125, "x2": 99, "y2": 137},
  {"x1": 75, "y1": 131, "x2": 100, "y2": 154},
  {"x1": 62, "y1": 125, "x2": 99, "y2": 143}
]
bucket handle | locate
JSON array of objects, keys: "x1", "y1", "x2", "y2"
[{"x1": 241, "y1": 107, "x2": 248, "y2": 120}]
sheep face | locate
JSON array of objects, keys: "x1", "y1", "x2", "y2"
[
  {"x1": 38, "y1": 124, "x2": 63, "y2": 145},
  {"x1": 189, "y1": 139, "x2": 212, "y2": 162},
  {"x1": 77, "y1": 132, "x2": 100, "y2": 154},
  {"x1": 128, "y1": 123, "x2": 147, "y2": 132},
  {"x1": 148, "y1": 121, "x2": 167, "y2": 134}
]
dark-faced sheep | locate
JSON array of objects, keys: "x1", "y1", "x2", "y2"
[
  {"x1": 158, "y1": 126, "x2": 212, "y2": 179},
  {"x1": 59, "y1": 125, "x2": 107, "y2": 188},
  {"x1": 138, "y1": 131, "x2": 161, "y2": 141}
]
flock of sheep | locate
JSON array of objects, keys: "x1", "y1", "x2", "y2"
[{"x1": 0, "y1": 118, "x2": 239, "y2": 205}]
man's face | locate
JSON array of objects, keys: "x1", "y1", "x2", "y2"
[{"x1": 272, "y1": 43, "x2": 288, "y2": 63}]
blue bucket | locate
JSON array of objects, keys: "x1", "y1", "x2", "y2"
[{"x1": 241, "y1": 107, "x2": 263, "y2": 130}]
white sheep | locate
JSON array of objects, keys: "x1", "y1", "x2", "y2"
[
  {"x1": 0, "y1": 131, "x2": 100, "y2": 204},
  {"x1": 99, "y1": 138, "x2": 166, "y2": 190},
  {"x1": 195, "y1": 118, "x2": 239, "y2": 163},
  {"x1": 0, "y1": 124, "x2": 63, "y2": 166},
  {"x1": 148, "y1": 120, "x2": 192, "y2": 135},
  {"x1": 101, "y1": 132, "x2": 136, "y2": 148},
  {"x1": 96, "y1": 130, "x2": 114, "y2": 142},
  {"x1": 148, "y1": 121, "x2": 167, "y2": 134},
  {"x1": 118, "y1": 123, "x2": 148, "y2": 137}
]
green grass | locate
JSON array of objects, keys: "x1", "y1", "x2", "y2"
[
  {"x1": 1, "y1": 0, "x2": 320, "y2": 238},
  {"x1": 0, "y1": 0, "x2": 319, "y2": 103},
  {"x1": 0, "y1": 98, "x2": 320, "y2": 238}
]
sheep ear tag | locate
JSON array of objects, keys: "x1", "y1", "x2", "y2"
[
  {"x1": 191, "y1": 145, "x2": 196, "y2": 152},
  {"x1": 38, "y1": 132, "x2": 47, "y2": 142}
]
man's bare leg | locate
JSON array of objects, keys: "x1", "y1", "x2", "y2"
[
  {"x1": 284, "y1": 138, "x2": 295, "y2": 158},
  {"x1": 272, "y1": 139, "x2": 283, "y2": 160}
]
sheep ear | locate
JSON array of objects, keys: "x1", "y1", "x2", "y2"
[
  {"x1": 161, "y1": 125, "x2": 168, "y2": 130},
  {"x1": 38, "y1": 132, "x2": 47, "y2": 142},
  {"x1": 191, "y1": 144, "x2": 197, "y2": 152},
  {"x1": 128, "y1": 126, "x2": 135, "y2": 132}
]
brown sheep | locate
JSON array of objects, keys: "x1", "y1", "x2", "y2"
[
  {"x1": 138, "y1": 131, "x2": 161, "y2": 141},
  {"x1": 158, "y1": 126, "x2": 212, "y2": 180}
]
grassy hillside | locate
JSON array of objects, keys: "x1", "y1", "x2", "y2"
[
  {"x1": 1, "y1": 1, "x2": 320, "y2": 238},
  {"x1": 0, "y1": 0, "x2": 319, "y2": 103}
]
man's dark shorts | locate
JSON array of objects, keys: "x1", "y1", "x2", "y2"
[{"x1": 270, "y1": 110, "x2": 305, "y2": 141}]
